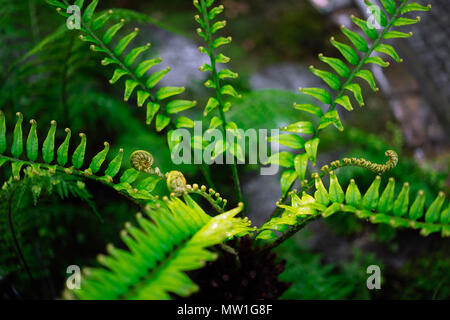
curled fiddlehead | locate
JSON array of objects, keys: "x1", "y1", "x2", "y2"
[
  {"x1": 320, "y1": 150, "x2": 399, "y2": 175},
  {"x1": 166, "y1": 170, "x2": 187, "y2": 197}
]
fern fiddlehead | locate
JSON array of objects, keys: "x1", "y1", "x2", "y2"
[{"x1": 128, "y1": 149, "x2": 227, "y2": 212}]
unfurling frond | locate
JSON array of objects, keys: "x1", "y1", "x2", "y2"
[
  {"x1": 320, "y1": 150, "x2": 399, "y2": 175},
  {"x1": 186, "y1": 183, "x2": 228, "y2": 213},
  {"x1": 64, "y1": 198, "x2": 254, "y2": 300}
]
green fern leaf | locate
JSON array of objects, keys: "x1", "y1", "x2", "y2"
[
  {"x1": 11, "y1": 113, "x2": 24, "y2": 158},
  {"x1": 65, "y1": 199, "x2": 252, "y2": 300},
  {"x1": 26, "y1": 120, "x2": 38, "y2": 162},
  {"x1": 42, "y1": 120, "x2": 57, "y2": 164}
]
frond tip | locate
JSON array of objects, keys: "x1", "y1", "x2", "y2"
[
  {"x1": 321, "y1": 150, "x2": 399, "y2": 175},
  {"x1": 130, "y1": 150, "x2": 154, "y2": 173}
]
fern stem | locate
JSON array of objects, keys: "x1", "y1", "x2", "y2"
[
  {"x1": 328, "y1": 0, "x2": 409, "y2": 112},
  {"x1": 199, "y1": 0, "x2": 243, "y2": 203},
  {"x1": 120, "y1": 239, "x2": 188, "y2": 299},
  {"x1": 188, "y1": 189, "x2": 224, "y2": 213},
  {"x1": 261, "y1": 213, "x2": 322, "y2": 252},
  {"x1": 265, "y1": 2, "x2": 411, "y2": 236}
]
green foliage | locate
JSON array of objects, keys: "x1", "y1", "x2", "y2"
[
  {"x1": 277, "y1": 238, "x2": 378, "y2": 299},
  {"x1": 0, "y1": 169, "x2": 97, "y2": 282},
  {"x1": 393, "y1": 251, "x2": 450, "y2": 299},
  {"x1": 0, "y1": 110, "x2": 164, "y2": 202},
  {"x1": 65, "y1": 199, "x2": 252, "y2": 299},
  {"x1": 262, "y1": 173, "x2": 449, "y2": 242},
  {"x1": 270, "y1": 0, "x2": 431, "y2": 195}
]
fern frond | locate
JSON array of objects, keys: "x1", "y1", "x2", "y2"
[
  {"x1": 260, "y1": 173, "x2": 448, "y2": 242},
  {"x1": 269, "y1": 0, "x2": 431, "y2": 195},
  {"x1": 64, "y1": 198, "x2": 254, "y2": 299},
  {"x1": 185, "y1": 0, "x2": 243, "y2": 201},
  {"x1": 46, "y1": 0, "x2": 197, "y2": 132},
  {"x1": 0, "y1": 110, "x2": 164, "y2": 204}
]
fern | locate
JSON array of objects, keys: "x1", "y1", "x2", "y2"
[
  {"x1": 259, "y1": 172, "x2": 448, "y2": 245},
  {"x1": 267, "y1": 0, "x2": 431, "y2": 195},
  {"x1": 0, "y1": 110, "x2": 233, "y2": 213},
  {"x1": 178, "y1": 0, "x2": 244, "y2": 201},
  {"x1": 64, "y1": 197, "x2": 253, "y2": 299},
  {"x1": 46, "y1": 0, "x2": 197, "y2": 133},
  {"x1": 0, "y1": 110, "x2": 165, "y2": 204}
]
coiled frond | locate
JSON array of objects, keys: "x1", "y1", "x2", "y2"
[
  {"x1": 46, "y1": 0, "x2": 197, "y2": 132},
  {"x1": 268, "y1": 0, "x2": 431, "y2": 194},
  {"x1": 166, "y1": 170, "x2": 187, "y2": 197},
  {"x1": 64, "y1": 198, "x2": 253, "y2": 299},
  {"x1": 259, "y1": 173, "x2": 448, "y2": 242},
  {"x1": 320, "y1": 150, "x2": 398, "y2": 175}
]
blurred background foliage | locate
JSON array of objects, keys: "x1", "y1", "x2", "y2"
[{"x1": 0, "y1": 0, "x2": 448, "y2": 299}]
